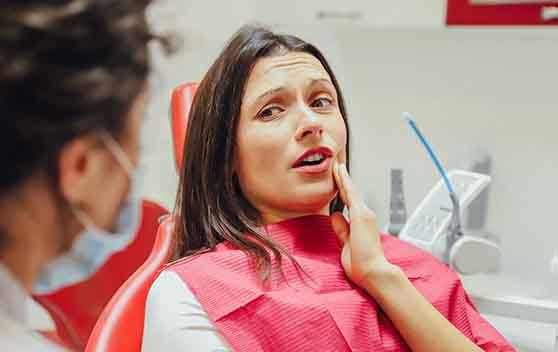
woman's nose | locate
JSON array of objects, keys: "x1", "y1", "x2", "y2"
[{"x1": 295, "y1": 108, "x2": 323, "y2": 142}]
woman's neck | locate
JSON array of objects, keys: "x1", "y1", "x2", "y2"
[{"x1": 259, "y1": 205, "x2": 330, "y2": 225}]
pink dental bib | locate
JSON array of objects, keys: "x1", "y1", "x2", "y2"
[{"x1": 166, "y1": 215, "x2": 512, "y2": 351}]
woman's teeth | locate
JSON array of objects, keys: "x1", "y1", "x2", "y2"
[{"x1": 303, "y1": 153, "x2": 325, "y2": 163}]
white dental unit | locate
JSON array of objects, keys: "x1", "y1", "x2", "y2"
[{"x1": 396, "y1": 113, "x2": 558, "y2": 352}]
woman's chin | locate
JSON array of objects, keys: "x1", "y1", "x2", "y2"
[{"x1": 286, "y1": 187, "x2": 337, "y2": 214}]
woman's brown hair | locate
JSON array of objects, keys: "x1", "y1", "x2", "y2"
[{"x1": 174, "y1": 25, "x2": 350, "y2": 280}]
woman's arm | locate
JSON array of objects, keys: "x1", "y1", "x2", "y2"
[
  {"x1": 142, "y1": 271, "x2": 232, "y2": 352},
  {"x1": 331, "y1": 162, "x2": 486, "y2": 352},
  {"x1": 365, "y1": 264, "x2": 488, "y2": 352}
]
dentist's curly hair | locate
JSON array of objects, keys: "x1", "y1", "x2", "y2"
[{"x1": 0, "y1": 0, "x2": 173, "y2": 194}]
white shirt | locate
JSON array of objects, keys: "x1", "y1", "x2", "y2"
[
  {"x1": 142, "y1": 270, "x2": 232, "y2": 351},
  {"x1": 0, "y1": 263, "x2": 63, "y2": 351}
]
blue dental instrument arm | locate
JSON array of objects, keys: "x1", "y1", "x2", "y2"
[{"x1": 403, "y1": 112, "x2": 463, "y2": 262}]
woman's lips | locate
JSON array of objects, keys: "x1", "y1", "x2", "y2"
[
  {"x1": 292, "y1": 147, "x2": 333, "y2": 167},
  {"x1": 293, "y1": 156, "x2": 332, "y2": 175}
]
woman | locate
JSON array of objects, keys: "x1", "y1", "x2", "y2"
[
  {"x1": 0, "y1": 1, "x2": 170, "y2": 350},
  {"x1": 143, "y1": 25, "x2": 513, "y2": 351}
]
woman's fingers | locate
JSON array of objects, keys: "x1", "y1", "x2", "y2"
[
  {"x1": 333, "y1": 162, "x2": 353, "y2": 208},
  {"x1": 337, "y1": 162, "x2": 365, "y2": 213},
  {"x1": 330, "y1": 211, "x2": 349, "y2": 245},
  {"x1": 334, "y1": 162, "x2": 381, "y2": 253},
  {"x1": 331, "y1": 161, "x2": 389, "y2": 286},
  {"x1": 332, "y1": 160, "x2": 376, "y2": 234},
  {"x1": 333, "y1": 161, "x2": 346, "y2": 206}
]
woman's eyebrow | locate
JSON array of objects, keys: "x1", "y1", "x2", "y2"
[
  {"x1": 248, "y1": 78, "x2": 334, "y2": 107},
  {"x1": 250, "y1": 87, "x2": 285, "y2": 107}
]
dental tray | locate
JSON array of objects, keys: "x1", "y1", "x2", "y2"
[{"x1": 399, "y1": 169, "x2": 491, "y2": 253}]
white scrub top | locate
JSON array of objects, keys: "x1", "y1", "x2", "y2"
[{"x1": 0, "y1": 263, "x2": 63, "y2": 351}]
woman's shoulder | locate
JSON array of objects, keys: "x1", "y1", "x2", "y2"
[
  {"x1": 147, "y1": 270, "x2": 201, "y2": 312},
  {"x1": 144, "y1": 270, "x2": 211, "y2": 335},
  {"x1": 143, "y1": 269, "x2": 233, "y2": 351},
  {"x1": 149, "y1": 269, "x2": 187, "y2": 293}
]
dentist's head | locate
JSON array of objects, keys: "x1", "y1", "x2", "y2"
[{"x1": 0, "y1": 0, "x2": 171, "y2": 293}]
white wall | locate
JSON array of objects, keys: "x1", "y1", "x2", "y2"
[
  {"x1": 333, "y1": 28, "x2": 558, "y2": 296},
  {"x1": 142, "y1": 1, "x2": 558, "y2": 297}
]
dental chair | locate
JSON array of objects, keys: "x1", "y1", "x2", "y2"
[
  {"x1": 84, "y1": 217, "x2": 174, "y2": 352},
  {"x1": 84, "y1": 82, "x2": 199, "y2": 352},
  {"x1": 171, "y1": 82, "x2": 198, "y2": 171}
]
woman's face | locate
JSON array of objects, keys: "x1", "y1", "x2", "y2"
[{"x1": 235, "y1": 52, "x2": 347, "y2": 224}]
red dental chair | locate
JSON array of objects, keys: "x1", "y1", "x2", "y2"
[
  {"x1": 84, "y1": 82, "x2": 199, "y2": 352},
  {"x1": 171, "y1": 82, "x2": 198, "y2": 171},
  {"x1": 84, "y1": 217, "x2": 175, "y2": 352}
]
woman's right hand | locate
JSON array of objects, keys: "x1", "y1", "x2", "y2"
[
  {"x1": 331, "y1": 161, "x2": 490, "y2": 352},
  {"x1": 330, "y1": 161, "x2": 401, "y2": 290}
]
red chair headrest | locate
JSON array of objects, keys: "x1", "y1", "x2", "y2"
[{"x1": 170, "y1": 82, "x2": 198, "y2": 172}]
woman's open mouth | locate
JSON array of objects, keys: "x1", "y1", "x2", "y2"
[{"x1": 292, "y1": 147, "x2": 333, "y2": 175}]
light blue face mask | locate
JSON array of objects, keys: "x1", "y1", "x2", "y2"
[{"x1": 33, "y1": 132, "x2": 143, "y2": 295}]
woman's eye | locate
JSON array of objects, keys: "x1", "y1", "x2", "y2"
[
  {"x1": 311, "y1": 97, "x2": 333, "y2": 109},
  {"x1": 258, "y1": 106, "x2": 282, "y2": 120}
]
